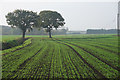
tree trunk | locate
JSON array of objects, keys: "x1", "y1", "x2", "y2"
[
  {"x1": 22, "y1": 31, "x2": 26, "y2": 39},
  {"x1": 48, "y1": 29, "x2": 52, "y2": 38}
]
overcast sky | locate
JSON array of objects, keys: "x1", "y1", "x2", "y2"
[{"x1": 0, "y1": 0, "x2": 119, "y2": 31}]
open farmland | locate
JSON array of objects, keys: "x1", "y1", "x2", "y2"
[
  {"x1": 2, "y1": 34, "x2": 119, "y2": 79},
  {"x1": 2, "y1": 35, "x2": 21, "y2": 42}
]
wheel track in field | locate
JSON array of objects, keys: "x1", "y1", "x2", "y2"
[
  {"x1": 60, "y1": 45, "x2": 79, "y2": 78},
  {"x1": 7, "y1": 47, "x2": 43, "y2": 78},
  {"x1": 77, "y1": 41, "x2": 118, "y2": 55},
  {"x1": 52, "y1": 39, "x2": 106, "y2": 78},
  {"x1": 62, "y1": 38, "x2": 118, "y2": 48},
  {"x1": 32, "y1": 45, "x2": 51, "y2": 78},
  {"x1": 59, "y1": 49, "x2": 69, "y2": 78},
  {"x1": 60, "y1": 49, "x2": 69, "y2": 78},
  {"x1": 67, "y1": 51, "x2": 83, "y2": 78},
  {"x1": 24, "y1": 45, "x2": 51, "y2": 78},
  {"x1": 67, "y1": 42, "x2": 120, "y2": 72},
  {"x1": 94, "y1": 42, "x2": 118, "y2": 49},
  {"x1": 19, "y1": 48, "x2": 43, "y2": 68},
  {"x1": 88, "y1": 44, "x2": 118, "y2": 55},
  {"x1": 68, "y1": 50, "x2": 97, "y2": 78},
  {"x1": 2, "y1": 38, "x2": 33, "y2": 56},
  {"x1": 55, "y1": 39, "x2": 120, "y2": 72},
  {"x1": 2, "y1": 38, "x2": 33, "y2": 69},
  {"x1": 48, "y1": 49, "x2": 54, "y2": 78}
]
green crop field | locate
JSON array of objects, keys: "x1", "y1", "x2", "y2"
[
  {"x1": 2, "y1": 35, "x2": 20, "y2": 41},
  {"x1": 1, "y1": 34, "x2": 119, "y2": 79}
]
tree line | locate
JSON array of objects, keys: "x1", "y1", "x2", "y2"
[
  {"x1": 6, "y1": 9, "x2": 65, "y2": 39},
  {"x1": 87, "y1": 29, "x2": 117, "y2": 34},
  {"x1": 1, "y1": 25, "x2": 68, "y2": 35}
]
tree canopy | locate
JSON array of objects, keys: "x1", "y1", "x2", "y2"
[
  {"x1": 6, "y1": 9, "x2": 39, "y2": 39},
  {"x1": 38, "y1": 10, "x2": 65, "y2": 38}
]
